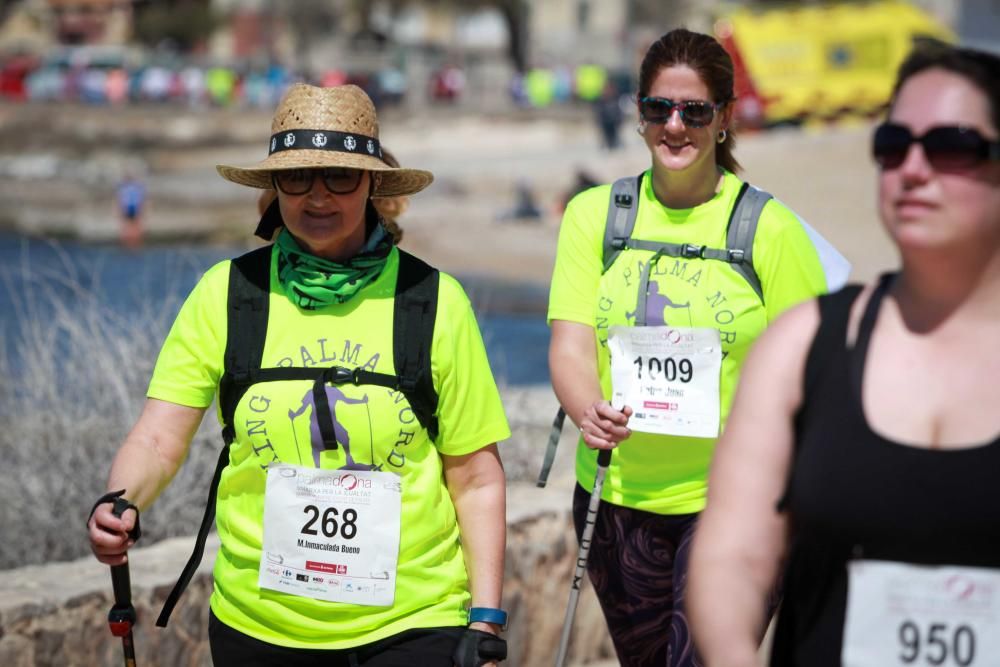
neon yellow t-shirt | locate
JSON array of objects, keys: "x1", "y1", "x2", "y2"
[
  {"x1": 148, "y1": 246, "x2": 511, "y2": 649},
  {"x1": 548, "y1": 170, "x2": 848, "y2": 514}
]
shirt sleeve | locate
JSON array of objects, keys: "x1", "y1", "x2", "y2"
[
  {"x1": 146, "y1": 260, "x2": 230, "y2": 409},
  {"x1": 753, "y1": 198, "x2": 852, "y2": 321},
  {"x1": 547, "y1": 185, "x2": 609, "y2": 326},
  {"x1": 431, "y1": 273, "x2": 511, "y2": 456}
]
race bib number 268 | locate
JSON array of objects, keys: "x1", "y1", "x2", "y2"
[{"x1": 259, "y1": 465, "x2": 402, "y2": 606}]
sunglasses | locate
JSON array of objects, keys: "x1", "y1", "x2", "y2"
[
  {"x1": 272, "y1": 168, "x2": 364, "y2": 196},
  {"x1": 638, "y1": 97, "x2": 724, "y2": 128},
  {"x1": 872, "y1": 123, "x2": 1000, "y2": 171}
]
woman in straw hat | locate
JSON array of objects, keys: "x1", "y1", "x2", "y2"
[{"x1": 87, "y1": 83, "x2": 511, "y2": 666}]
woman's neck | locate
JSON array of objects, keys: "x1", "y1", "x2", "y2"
[
  {"x1": 649, "y1": 162, "x2": 723, "y2": 209},
  {"x1": 894, "y1": 248, "x2": 1000, "y2": 333}
]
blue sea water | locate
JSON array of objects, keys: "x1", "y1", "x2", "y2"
[{"x1": 0, "y1": 233, "x2": 551, "y2": 386}]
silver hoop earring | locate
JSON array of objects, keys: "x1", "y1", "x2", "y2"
[
  {"x1": 636, "y1": 121, "x2": 647, "y2": 135},
  {"x1": 717, "y1": 129, "x2": 727, "y2": 143}
]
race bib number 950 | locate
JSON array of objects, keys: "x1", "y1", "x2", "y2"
[{"x1": 843, "y1": 560, "x2": 1000, "y2": 666}]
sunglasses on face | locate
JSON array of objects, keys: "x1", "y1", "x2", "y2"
[
  {"x1": 638, "y1": 97, "x2": 724, "y2": 128},
  {"x1": 272, "y1": 168, "x2": 364, "y2": 196},
  {"x1": 872, "y1": 123, "x2": 1000, "y2": 171}
]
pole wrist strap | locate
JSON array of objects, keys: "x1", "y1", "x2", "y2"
[{"x1": 89, "y1": 489, "x2": 142, "y2": 541}]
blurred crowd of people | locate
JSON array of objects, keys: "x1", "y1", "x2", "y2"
[
  {"x1": 510, "y1": 62, "x2": 631, "y2": 109},
  {"x1": 0, "y1": 49, "x2": 417, "y2": 108},
  {"x1": 0, "y1": 48, "x2": 631, "y2": 115}
]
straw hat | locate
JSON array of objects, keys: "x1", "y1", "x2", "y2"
[{"x1": 217, "y1": 84, "x2": 433, "y2": 198}]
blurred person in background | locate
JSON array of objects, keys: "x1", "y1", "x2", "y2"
[
  {"x1": 547, "y1": 28, "x2": 849, "y2": 666},
  {"x1": 594, "y1": 80, "x2": 624, "y2": 150},
  {"x1": 88, "y1": 83, "x2": 510, "y2": 667},
  {"x1": 688, "y1": 43, "x2": 1000, "y2": 667},
  {"x1": 116, "y1": 168, "x2": 147, "y2": 249}
]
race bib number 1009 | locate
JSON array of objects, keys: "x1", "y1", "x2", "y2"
[{"x1": 608, "y1": 325, "x2": 721, "y2": 438}]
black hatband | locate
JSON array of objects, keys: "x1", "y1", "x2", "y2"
[{"x1": 269, "y1": 129, "x2": 382, "y2": 159}]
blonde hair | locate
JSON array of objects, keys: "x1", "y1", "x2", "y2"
[{"x1": 373, "y1": 148, "x2": 408, "y2": 243}]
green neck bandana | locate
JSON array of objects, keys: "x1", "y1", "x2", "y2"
[{"x1": 275, "y1": 225, "x2": 393, "y2": 310}]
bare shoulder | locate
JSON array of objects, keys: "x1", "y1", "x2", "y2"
[{"x1": 745, "y1": 298, "x2": 822, "y2": 382}]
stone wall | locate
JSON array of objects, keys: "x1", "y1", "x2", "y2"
[{"x1": 0, "y1": 481, "x2": 615, "y2": 667}]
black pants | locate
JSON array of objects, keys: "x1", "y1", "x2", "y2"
[
  {"x1": 572, "y1": 483, "x2": 702, "y2": 667},
  {"x1": 209, "y1": 610, "x2": 465, "y2": 667}
]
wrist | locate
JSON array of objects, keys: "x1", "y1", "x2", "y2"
[{"x1": 468, "y1": 620, "x2": 501, "y2": 635}]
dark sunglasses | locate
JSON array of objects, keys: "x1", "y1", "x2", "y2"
[
  {"x1": 638, "y1": 97, "x2": 725, "y2": 128},
  {"x1": 272, "y1": 168, "x2": 364, "y2": 196},
  {"x1": 872, "y1": 123, "x2": 1000, "y2": 171}
]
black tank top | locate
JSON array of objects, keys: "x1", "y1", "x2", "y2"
[{"x1": 770, "y1": 274, "x2": 1000, "y2": 666}]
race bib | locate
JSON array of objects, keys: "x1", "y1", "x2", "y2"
[
  {"x1": 259, "y1": 464, "x2": 402, "y2": 606},
  {"x1": 843, "y1": 560, "x2": 1000, "y2": 666},
  {"x1": 608, "y1": 325, "x2": 721, "y2": 438}
]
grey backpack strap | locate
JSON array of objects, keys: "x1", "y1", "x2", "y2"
[
  {"x1": 725, "y1": 183, "x2": 772, "y2": 303},
  {"x1": 540, "y1": 175, "x2": 640, "y2": 486},
  {"x1": 602, "y1": 174, "x2": 643, "y2": 273},
  {"x1": 536, "y1": 407, "x2": 567, "y2": 488}
]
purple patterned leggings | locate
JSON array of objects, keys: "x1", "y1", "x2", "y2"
[{"x1": 572, "y1": 484, "x2": 703, "y2": 667}]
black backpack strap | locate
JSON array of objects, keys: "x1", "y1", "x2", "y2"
[
  {"x1": 157, "y1": 246, "x2": 272, "y2": 628},
  {"x1": 218, "y1": 245, "x2": 273, "y2": 444},
  {"x1": 394, "y1": 250, "x2": 440, "y2": 441},
  {"x1": 725, "y1": 182, "x2": 771, "y2": 304},
  {"x1": 601, "y1": 174, "x2": 643, "y2": 273},
  {"x1": 156, "y1": 443, "x2": 228, "y2": 627},
  {"x1": 159, "y1": 247, "x2": 444, "y2": 627}
]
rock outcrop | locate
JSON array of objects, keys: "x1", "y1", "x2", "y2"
[{"x1": 0, "y1": 479, "x2": 616, "y2": 667}]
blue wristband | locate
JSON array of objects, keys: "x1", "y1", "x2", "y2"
[{"x1": 468, "y1": 606, "x2": 508, "y2": 629}]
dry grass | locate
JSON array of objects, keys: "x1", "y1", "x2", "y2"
[{"x1": 0, "y1": 247, "x2": 219, "y2": 570}]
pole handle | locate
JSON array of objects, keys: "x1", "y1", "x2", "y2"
[
  {"x1": 596, "y1": 448, "x2": 612, "y2": 468},
  {"x1": 108, "y1": 498, "x2": 138, "y2": 664},
  {"x1": 110, "y1": 498, "x2": 134, "y2": 604}
]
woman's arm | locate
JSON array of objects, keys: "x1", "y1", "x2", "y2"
[
  {"x1": 688, "y1": 300, "x2": 819, "y2": 666},
  {"x1": 88, "y1": 398, "x2": 206, "y2": 566},
  {"x1": 442, "y1": 444, "x2": 507, "y2": 634},
  {"x1": 549, "y1": 319, "x2": 631, "y2": 449}
]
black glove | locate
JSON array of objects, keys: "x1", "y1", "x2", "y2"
[
  {"x1": 88, "y1": 489, "x2": 142, "y2": 542},
  {"x1": 452, "y1": 627, "x2": 508, "y2": 667}
]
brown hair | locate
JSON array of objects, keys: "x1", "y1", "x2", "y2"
[
  {"x1": 891, "y1": 40, "x2": 1000, "y2": 132},
  {"x1": 639, "y1": 28, "x2": 741, "y2": 173}
]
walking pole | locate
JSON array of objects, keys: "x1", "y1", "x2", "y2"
[
  {"x1": 554, "y1": 448, "x2": 613, "y2": 667},
  {"x1": 107, "y1": 497, "x2": 138, "y2": 667}
]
